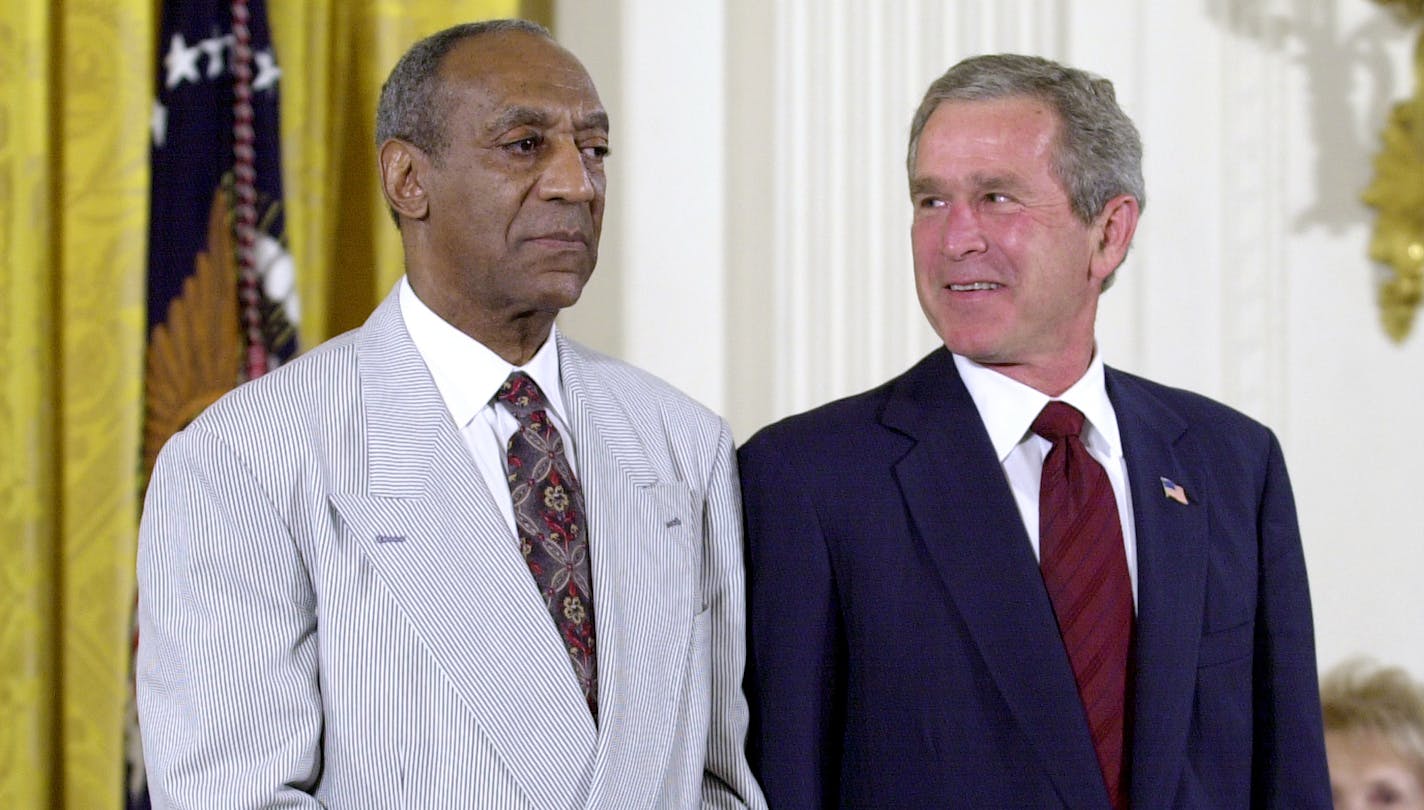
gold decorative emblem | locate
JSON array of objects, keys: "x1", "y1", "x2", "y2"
[
  {"x1": 143, "y1": 189, "x2": 243, "y2": 476},
  {"x1": 1363, "y1": 0, "x2": 1424, "y2": 341}
]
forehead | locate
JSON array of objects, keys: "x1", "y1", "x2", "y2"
[
  {"x1": 915, "y1": 95, "x2": 1060, "y2": 173},
  {"x1": 439, "y1": 32, "x2": 605, "y2": 124},
  {"x1": 1327, "y1": 729, "x2": 1417, "y2": 764}
]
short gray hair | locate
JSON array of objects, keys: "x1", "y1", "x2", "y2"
[
  {"x1": 375, "y1": 19, "x2": 552, "y2": 225},
  {"x1": 906, "y1": 53, "x2": 1145, "y2": 225}
]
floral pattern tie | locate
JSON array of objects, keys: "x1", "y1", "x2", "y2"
[{"x1": 493, "y1": 371, "x2": 598, "y2": 721}]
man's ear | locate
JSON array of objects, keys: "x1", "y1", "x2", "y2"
[
  {"x1": 379, "y1": 139, "x2": 430, "y2": 223},
  {"x1": 1089, "y1": 194, "x2": 1140, "y2": 284}
]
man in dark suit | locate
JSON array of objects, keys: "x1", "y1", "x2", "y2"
[{"x1": 738, "y1": 53, "x2": 1331, "y2": 809}]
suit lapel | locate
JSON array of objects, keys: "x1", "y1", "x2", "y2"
[
  {"x1": 1107, "y1": 369, "x2": 1209, "y2": 810},
  {"x1": 558, "y1": 337, "x2": 699, "y2": 810},
  {"x1": 882, "y1": 349, "x2": 1107, "y2": 808},
  {"x1": 327, "y1": 293, "x2": 595, "y2": 810}
]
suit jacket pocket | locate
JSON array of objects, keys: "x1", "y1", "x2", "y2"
[
  {"x1": 1197, "y1": 617, "x2": 1253, "y2": 668},
  {"x1": 637, "y1": 481, "x2": 704, "y2": 611}
]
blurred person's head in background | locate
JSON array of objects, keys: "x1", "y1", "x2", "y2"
[{"x1": 1323, "y1": 659, "x2": 1424, "y2": 810}]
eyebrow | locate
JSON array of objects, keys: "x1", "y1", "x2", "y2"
[
  {"x1": 485, "y1": 106, "x2": 610, "y2": 136},
  {"x1": 908, "y1": 177, "x2": 940, "y2": 197},
  {"x1": 579, "y1": 110, "x2": 610, "y2": 133},
  {"x1": 909, "y1": 171, "x2": 1026, "y2": 196},
  {"x1": 971, "y1": 171, "x2": 1024, "y2": 191}
]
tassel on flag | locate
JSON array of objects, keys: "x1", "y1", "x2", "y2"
[{"x1": 131, "y1": 1, "x2": 296, "y2": 806}]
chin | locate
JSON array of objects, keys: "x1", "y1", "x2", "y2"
[
  {"x1": 932, "y1": 325, "x2": 998, "y2": 360},
  {"x1": 539, "y1": 277, "x2": 591, "y2": 311}
]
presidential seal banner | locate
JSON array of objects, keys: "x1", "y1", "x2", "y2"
[{"x1": 132, "y1": 0, "x2": 296, "y2": 804}]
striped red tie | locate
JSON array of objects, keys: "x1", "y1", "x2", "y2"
[{"x1": 1033, "y1": 401, "x2": 1133, "y2": 809}]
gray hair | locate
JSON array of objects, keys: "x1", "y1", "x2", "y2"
[
  {"x1": 375, "y1": 19, "x2": 552, "y2": 225},
  {"x1": 906, "y1": 53, "x2": 1145, "y2": 225}
]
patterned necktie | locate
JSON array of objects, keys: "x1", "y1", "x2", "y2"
[
  {"x1": 1032, "y1": 401, "x2": 1133, "y2": 809},
  {"x1": 493, "y1": 371, "x2": 598, "y2": 722}
]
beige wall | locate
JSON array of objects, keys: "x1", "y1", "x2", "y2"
[{"x1": 556, "y1": 0, "x2": 1424, "y2": 678}]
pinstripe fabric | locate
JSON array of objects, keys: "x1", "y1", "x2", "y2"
[{"x1": 135, "y1": 287, "x2": 767, "y2": 809}]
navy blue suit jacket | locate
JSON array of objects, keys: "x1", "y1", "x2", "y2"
[{"x1": 739, "y1": 348, "x2": 1330, "y2": 809}]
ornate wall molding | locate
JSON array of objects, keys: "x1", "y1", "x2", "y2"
[{"x1": 1363, "y1": 0, "x2": 1424, "y2": 341}]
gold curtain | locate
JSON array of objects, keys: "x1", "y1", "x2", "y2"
[
  {"x1": 0, "y1": 1, "x2": 535, "y2": 806},
  {"x1": 0, "y1": 1, "x2": 152, "y2": 806}
]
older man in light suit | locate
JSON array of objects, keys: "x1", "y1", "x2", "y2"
[{"x1": 137, "y1": 20, "x2": 764, "y2": 809}]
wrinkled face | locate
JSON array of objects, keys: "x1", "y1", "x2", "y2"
[
  {"x1": 909, "y1": 96, "x2": 1111, "y2": 383},
  {"x1": 415, "y1": 31, "x2": 608, "y2": 322},
  {"x1": 1327, "y1": 731, "x2": 1424, "y2": 810}
]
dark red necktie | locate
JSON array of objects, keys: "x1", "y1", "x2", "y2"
[
  {"x1": 493, "y1": 372, "x2": 598, "y2": 722},
  {"x1": 1033, "y1": 401, "x2": 1133, "y2": 809}
]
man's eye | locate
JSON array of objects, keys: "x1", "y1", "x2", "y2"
[
  {"x1": 507, "y1": 136, "x2": 541, "y2": 153},
  {"x1": 1370, "y1": 783, "x2": 1404, "y2": 803},
  {"x1": 917, "y1": 196, "x2": 944, "y2": 208},
  {"x1": 582, "y1": 144, "x2": 610, "y2": 160},
  {"x1": 985, "y1": 192, "x2": 1013, "y2": 204}
]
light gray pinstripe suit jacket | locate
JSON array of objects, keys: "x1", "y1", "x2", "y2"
[{"x1": 136, "y1": 288, "x2": 766, "y2": 809}]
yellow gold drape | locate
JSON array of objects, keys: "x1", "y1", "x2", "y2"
[
  {"x1": 1, "y1": 1, "x2": 152, "y2": 806},
  {"x1": 1, "y1": 1, "x2": 533, "y2": 806}
]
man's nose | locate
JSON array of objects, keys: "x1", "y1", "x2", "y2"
[
  {"x1": 941, "y1": 203, "x2": 988, "y2": 260},
  {"x1": 538, "y1": 138, "x2": 597, "y2": 203}
]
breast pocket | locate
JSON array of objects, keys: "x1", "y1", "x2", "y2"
[{"x1": 635, "y1": 481, "x2": 704, "y2": 615}]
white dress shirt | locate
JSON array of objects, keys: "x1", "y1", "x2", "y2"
[
  {"x1": 953, "y1": 352, "x2": 1139, "y2": 603},
  {"x1": 400, "y1": 276, "x2": 578, "y2": 541}
]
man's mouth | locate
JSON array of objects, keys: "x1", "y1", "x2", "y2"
[{"x1": 947, "y1": 282, "x2": 1001, "y2": 291}]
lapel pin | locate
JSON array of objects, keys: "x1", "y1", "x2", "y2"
[
  {"x1": 375, "y1": 534, "x2": 407, "y2": 544},
  {"x1": 665, "y1": 517, "x2": 682, "y2": 529},
  {"x1": 1160, "y1": 477, "x2": 1190, "y2": 506}
]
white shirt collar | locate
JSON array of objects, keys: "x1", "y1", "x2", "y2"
[
  {"x1": 952, "y1": 350, "x2": 1123, "y2": 463},
  {"x1": 399, "y1": 276, "x2": 568, "y2": 428}
]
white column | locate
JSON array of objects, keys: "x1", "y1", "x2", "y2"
[{"x1": 555, "y1": 0, "x2": 728, "y2": 414}]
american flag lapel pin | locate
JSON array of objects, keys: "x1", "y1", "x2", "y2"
[{"x1": 1160, "y1": 477, "x2": 1189, "y2": 506}]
